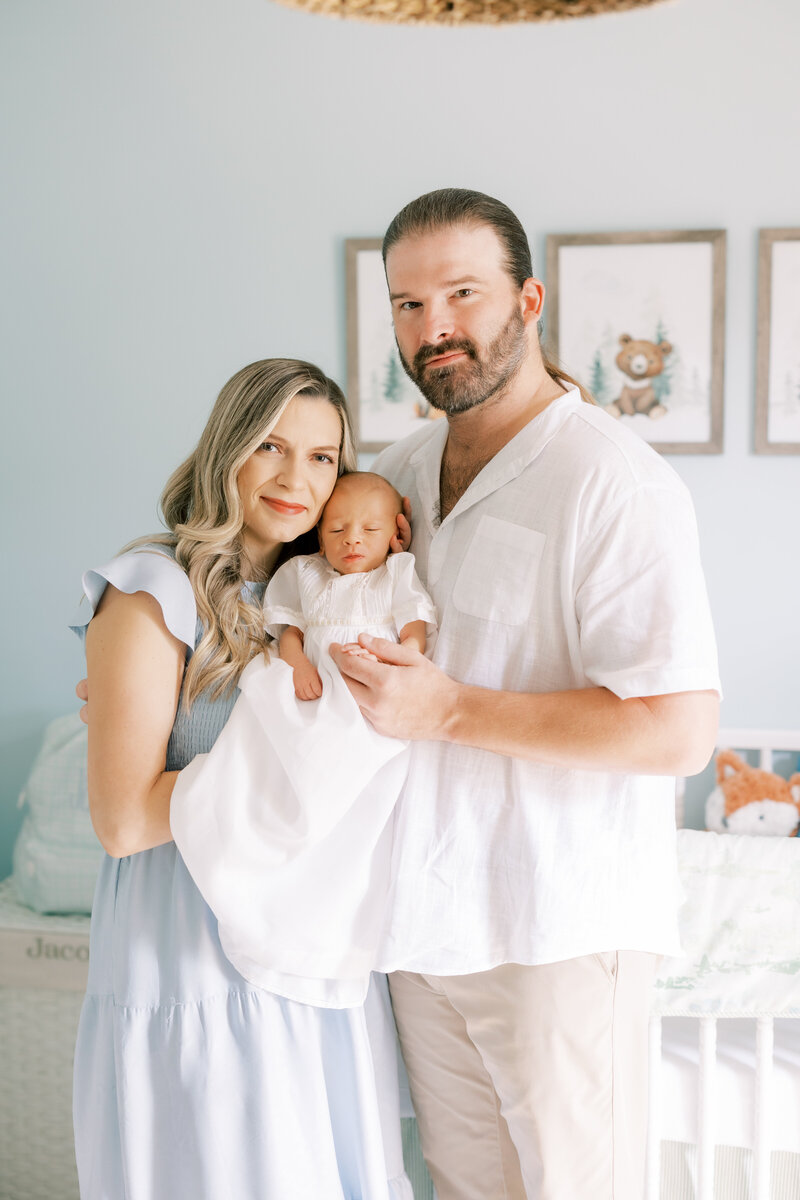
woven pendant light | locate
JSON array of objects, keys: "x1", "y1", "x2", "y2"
[{"x1": 273, "y1": 0, "x2": 669, "y2": 26}]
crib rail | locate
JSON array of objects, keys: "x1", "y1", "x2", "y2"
[
  {"x1": 648, "y1": 728, "x2": 800, "y2": 1199},
  {"x1": 646, "y1": 1014, "x2": 778, "y2": 1200},
  {"x1": 754, "y1": 1016, "x2": 774, "y2": 1200},
  {"x1": 696, "y1": 1017, "x2": 717, "y2": 1200},
  {"x1": 714, "y1": 729, "x2": 800, "y2": 769}
]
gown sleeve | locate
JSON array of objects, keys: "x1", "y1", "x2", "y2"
[
  {"x1": 262, "y1": 557, "x2": 306, "y2": 640},
  {"x1": 69, "y1": 548, "x2": 198, "y2": 652},
  {"x1": 386, "y1": 552, "x2": 438, "y2": 640}
]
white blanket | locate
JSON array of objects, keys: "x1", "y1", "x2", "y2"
[
  {"x1": 653, "y1": 829, "x2": 800, "y2": 1017},
  {"x1": 170, "y1": 653, "x2": 408, "y2": 1008}
]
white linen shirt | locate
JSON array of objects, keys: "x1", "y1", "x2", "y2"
[{"x1": 372, "y1": 388, "x2": 721, "y2": 975}]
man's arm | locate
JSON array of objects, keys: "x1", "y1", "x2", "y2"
[{"x1": 329, "y1": 637, "x2": 719, "y2": 777}]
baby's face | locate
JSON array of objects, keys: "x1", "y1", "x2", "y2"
[{"x1": 318, "y1": 481, "x2": 398, "y2": 575}]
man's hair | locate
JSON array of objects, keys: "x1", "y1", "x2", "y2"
[
  {"x1": 383, "y1": 188, "x2": 533, "y2": 289},
  {"x1": 382, "y1": 188, "x2": 594, "y2": 405}
]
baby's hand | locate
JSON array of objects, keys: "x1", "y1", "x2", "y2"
[
  {"x1": 340, "y1": 642, "x2": 380, "y2": 662},
  {"x1": 293, "y1": 662, "x2": 323, "y2": 700}
]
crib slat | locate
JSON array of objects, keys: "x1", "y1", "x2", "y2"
[
  {"x1": 674, "y1": 776, "x2": 686, "y2": 830},
  {"x1": 696, "y1": 1017, "x2": 717, "y2": 1200},
  {"x1": 753, "y1": 1016, "x2": 774, "y2": 1200},
  {"x1": 645, "y1": 1015, "x2": 662, "y2": 1200}
]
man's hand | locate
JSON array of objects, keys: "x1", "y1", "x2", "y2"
[
  {"x1": 332, "y1": 638, "x2": 719, "y2": 775},
  {"x1": 329, "y1": 636, "x2": 459, "y2": 740},
  {"x1": 389, "y1": 497, "x2": 413, "y2": 555},
  {"x1": 76, "y1": 678, "x2": 89, "y2": 725}
]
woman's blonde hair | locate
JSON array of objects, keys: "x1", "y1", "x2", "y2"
[{"x1": 133, "y1": 358, "x2": 355, "y2": 706}]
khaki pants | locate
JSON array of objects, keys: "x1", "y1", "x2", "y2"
[{"x1": 389, "y1": 952, "x2": 658, "y2": 1200}]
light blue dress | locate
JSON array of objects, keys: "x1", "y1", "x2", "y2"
[{"x1": 71, "y1": 549, "x2": 412, "y2": 1200}]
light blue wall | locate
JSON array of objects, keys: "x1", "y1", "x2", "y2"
[{"x1": 2, "y1": 0, "x2": 799, "y2": 876}]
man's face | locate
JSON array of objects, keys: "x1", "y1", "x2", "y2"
[{"x1": 386, "y1": 223, "x2": 528, "y2": 416}]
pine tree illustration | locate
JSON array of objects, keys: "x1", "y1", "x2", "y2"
[
  {"x1": 589, "y1": 351, "x2": 608, "y2": 405},
  {"x1": 653, "y1": 319, "x2": 675, "y2": 404},
  {"x1": 383, "y1": 350, "x2": 403, "y2": 403}
]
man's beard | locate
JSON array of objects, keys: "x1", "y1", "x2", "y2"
[{"x1": 398, "y1": 307, "x2": 527, "y2": 416}]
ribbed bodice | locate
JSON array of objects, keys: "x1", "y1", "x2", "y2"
[{"x1": 166, "y1": 585, "x2": 266, "y2": 772}]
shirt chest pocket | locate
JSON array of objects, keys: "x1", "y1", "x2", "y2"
[{"x1": 451, "y1": 516, "x2": 546, "y2": 626}]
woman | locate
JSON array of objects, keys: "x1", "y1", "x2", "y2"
[{"x1": 71, "y1": 359, "x2": 412, "y2": 1200}]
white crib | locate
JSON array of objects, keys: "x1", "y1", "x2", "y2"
[{"x1": 647, "y1": 729, "x2": 800, "y2": 1200}]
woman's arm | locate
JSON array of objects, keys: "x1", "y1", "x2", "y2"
[{"x1": 85, "y1": 584, "x2": 185, "y2": 856}]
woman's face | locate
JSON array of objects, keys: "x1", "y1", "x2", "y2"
[{"x1": 237, "y1": 395, "x2": 342, "y2": 572}]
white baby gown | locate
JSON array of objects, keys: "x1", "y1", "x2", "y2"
[{"x1": 171, "y1": 551, "x2": 436, "y2": 1008}]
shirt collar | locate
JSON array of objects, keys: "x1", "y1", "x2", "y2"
[{"x1": 409, "y1": 387, "x2": 583, "y2": 529}]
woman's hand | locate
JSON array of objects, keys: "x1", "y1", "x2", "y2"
[
  {"x1": 75, "y1": 678, "x2": 89, "y2": 724},
  {"x1": 389, "y1": 496, "x2": 413, "y2": 554}
]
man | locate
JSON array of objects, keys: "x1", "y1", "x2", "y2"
[{"x1": 330, "y1": 188, "x2": 720, "y2": 1200}]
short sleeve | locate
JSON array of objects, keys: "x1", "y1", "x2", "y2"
[
  {"x1": 575, "y1": 484, "x2": 721, "y2": 700},
  {"x1": 69, "y1": 549, "x2": 198, "y2": 652},
  {"x1": 386, "y1": 552, "x2": 438, "y2": 638},
  {"x1": 263, "y1": 558, "x2": 306, "y2": 640}
]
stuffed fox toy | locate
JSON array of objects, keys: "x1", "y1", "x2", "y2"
[{"x1": 705, "y1": 749, "x2": 800, "y2": 836}]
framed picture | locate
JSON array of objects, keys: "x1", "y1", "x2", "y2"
[
  {"x1": 545, "y1": 230, "x2": 726, "y2": 454},
  {"x1": 755, "y1": 228, "x2": 800, "y2": 454},
  {"x1": 345, "y1": 238, "x2": 443, "y2": 453}
]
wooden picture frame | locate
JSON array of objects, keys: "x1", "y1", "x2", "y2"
[
  {"x1": 545, "y1": 229, "x2": 726, "y2": 454},
  {"x1": 755, "y1": 228, "x2": 800, "y2": 454},
  {"x1": 345, "y1": 238, "x2": 436, "y2": 453}
]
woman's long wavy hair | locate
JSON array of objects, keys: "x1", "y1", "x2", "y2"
[
  {"x1": 131, "y1": 359, "x2": 355, "y2": 707},
  {"x1": 383, "y1": 188, "x2": 595, "y2": 405}
]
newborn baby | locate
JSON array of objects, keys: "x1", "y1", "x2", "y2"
[
  {"x1": 170, "y1": 472, "x2": 437, "y2": 1007},
  {"x1": 270, "y1": 471, "x2": 431, "y2": 699}
]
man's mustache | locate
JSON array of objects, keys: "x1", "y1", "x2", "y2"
[{"x1": 413, "y1": 339, "x2": 478, "y2": 373}]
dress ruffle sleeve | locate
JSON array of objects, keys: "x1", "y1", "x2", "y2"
[
  {"x1": 386, "y1": 552, "x2": 438, "y2": 641},
  {"x1": 69, "y1": 548, "x2": 198, "y2": 651},
  {"x1": 262, "y1": 557, "x2": 306, "y2": 641}
]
